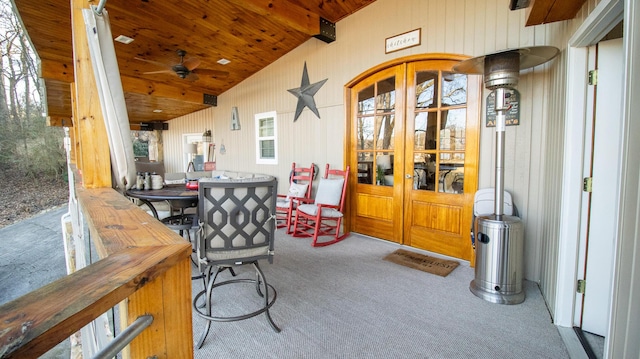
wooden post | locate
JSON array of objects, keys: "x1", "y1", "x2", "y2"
[
  {"x1": 124, "y1": 259, "x2": 194, "y2": 358},
  {"x1": 70, "y1": 0, "x2": 111, "y2": 188},
  {"x1": 68, "y1": 1, "x2": 194, "y2": 357},
  {"x1": 69, "y1": 82, "x2": 78, "y2": 166}
]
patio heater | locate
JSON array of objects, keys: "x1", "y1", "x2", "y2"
[{"x1": 454, "y1": 46, "x2": 558, "y2": 304}]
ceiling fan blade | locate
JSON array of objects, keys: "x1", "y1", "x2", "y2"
[
  {"x1": 193, "y1": 68, "x2": 230, "y2": 77},
  {"x1": 183, "y1": 57, "x2": 201, "y2": 71},
  {"x1": 185, "y1": 72, "x2": 199, "y2": 81},
  {"x1": 134, "y1": 57, "x2": 171, "y2": 69},
  {"x1": 142, "y1": 70, "x2": 174, "y2": 75}
]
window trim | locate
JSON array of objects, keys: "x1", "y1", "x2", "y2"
[{"x1": 255, "y1": 111, "x2": 278, "y2": 165}]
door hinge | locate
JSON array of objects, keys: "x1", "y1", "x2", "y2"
[
  {"x1": 577, "y1": 279, "x2": 586, "y2": 294},
  {"x1": 588, "y1": 70, "x2": 598, "y2": 85},
  {"x1": 583, "y1": 177, "x2": 593, "y2": 192}
]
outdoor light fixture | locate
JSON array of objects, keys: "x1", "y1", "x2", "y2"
[{"x1": 202, "y1": 129, "x2": 212, "y2": 143}]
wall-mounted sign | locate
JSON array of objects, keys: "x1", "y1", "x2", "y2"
[
  {"x1": 485, "y1": 89, "x2": 520, "y2": 127},
  {"x1": 385, "y1": 28, "x2": 421, "y2": 54},
  {"x1": 231, "y1": 106, "x2": 241, "y2": 130}
]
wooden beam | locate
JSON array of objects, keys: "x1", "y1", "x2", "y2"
[
  {"x1": 71, "y1": 0, "x2": 111, "y2": 188},
  {"x1": 121, "y1": 75, "x2": 208, "y2": 104},
  {"x1": 526, "y1": 0, "x2": 554, "y2": 26},
  {"x1": 526, "y1": 0, "x2": 587, "y2": 26},
  {"x1": 545, "y1": 0, "x2": 586, "y2": 23},
  {"x1": 46, "y1": 115, "x2": 73, "y2": 127},
  {"x1": 40, "y1": 58, "x2": 74, "y2": 83},
  {"x1": 227, "y1": 0, "x2": 320, "y2": 36}
]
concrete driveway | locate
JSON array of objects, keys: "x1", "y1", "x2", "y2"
[{"x1": 0, "y1": 205, "x2": 70, "y2": 358}]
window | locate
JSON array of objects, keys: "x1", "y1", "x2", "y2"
[
  {"x1": 131, "y1": 131, "x2": 149, "y2": 160},
  {"x1": 255, "y1": 111, "x2": 278, "y2": 164}
]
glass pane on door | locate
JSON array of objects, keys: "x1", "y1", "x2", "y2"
[
  {"x1": 357, "y1": 151, "x2": 374, "y2": 184},
  {"x1": 376, "y1": 152, "x2": 394, "y2": 186},
  {"x1": 376, "y1": 78, "x2": 396, "y2": 112},
  {"x1": 414, "y1": 112, "x2": 437, "y2": 150},
  {"x1": 441, "y1": 72, "x2": 467, "y2": 106},
  {"x1": 413, "y1": 153, "x2": 436, "y2": 190},
  {"x1": 358, "y1": 85, "x2": 375, "y2": 114},
  {"x1": 357, "y1": 116, "x2": 375, "y2": 150},
  {"x1": 440, "y1": 108, "x2": 467, "y2": 152},
  {"x1": 416, "y1": 71, "x2": 437, "y2": 108},
  {"x1": 439, "y1": 153, "x2": 464, "y2": 193},
  {"x1": 356, "y1": 75, "x2": 396, "y2": 187},
  {"x1": 376, "y1": 114, "x2": 395, "y2": 150}
]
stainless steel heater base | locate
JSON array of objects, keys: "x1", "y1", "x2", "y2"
[
  {"x1": 470, "y1": 279, "x2": 525, "y2": 305},
  {"x1": 470, "y1": 214, "x2": 525, "y2": 305}
]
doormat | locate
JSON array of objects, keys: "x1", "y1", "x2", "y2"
[{"x1": 383, "y1": 249, "x2": 459, "y2": 277}]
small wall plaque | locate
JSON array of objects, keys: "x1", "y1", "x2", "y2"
[
  {"x1": 385, "y1": 28, "x2": 421, "y2": 54},
  {"x1": 231, "y1": 107, "x2": 241, "y2": 130}
]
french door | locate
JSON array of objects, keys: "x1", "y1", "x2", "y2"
[{"x1": 347, "y1": 55, "x2": 480, "y2": 261}]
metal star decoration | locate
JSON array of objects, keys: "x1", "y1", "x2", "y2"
[{"x1": 288, "y1": 62, "x2": 328, "y2": 122}]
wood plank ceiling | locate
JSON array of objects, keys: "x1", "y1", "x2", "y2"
[{"x1": 12, "y1": 0, "x2": 584, "y2": 127}]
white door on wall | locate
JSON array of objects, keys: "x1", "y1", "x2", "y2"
[{"x1": 578, "y1": 37, "x2": 623, "y2": 337}]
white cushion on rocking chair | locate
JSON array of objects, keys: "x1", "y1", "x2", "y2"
[
  {"x1": 297, "y1": 204, "x2": 344, "y2": 218},
  {"x1": 315, "y1": 178, "x2": 344, "y2": 206},
  {"x1": 287, "y1": 183, "x2": 308, "y2": 198},
  {"x1": 276, "y1": 198, "x2": 290, "y2": 208},
  {"x1": 276, "y1": 182, "x2": 308, "y2": 208}
]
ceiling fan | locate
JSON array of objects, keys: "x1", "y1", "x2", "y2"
[{"x1": 135, "y1": 49, "x2": 229, "y2": 80}]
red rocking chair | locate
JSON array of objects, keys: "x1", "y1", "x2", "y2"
[
  {"x1": 291, "y1": 164, "x2": 350, "y2": 247},
  {"x1": 275, "y1": 162, "x2": 315, "y2": 233}
]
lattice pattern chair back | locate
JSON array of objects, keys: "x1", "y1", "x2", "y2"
[
  {"x1": 275, "y1": 162, "x2": 315, "y2": 233},
  {"x1": 194, "y1": 175, "x2": 280, "y2": 348},
  {"x1": 197, "y1": 176, "x2": 278, "y2": 270}
]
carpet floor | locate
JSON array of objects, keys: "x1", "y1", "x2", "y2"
[
  {"x1": 191, "y1": 231, "x2": 570, "y2": 359},
  {"x1": 0, "y1": 209, "x2": 570, "y2": 358}
]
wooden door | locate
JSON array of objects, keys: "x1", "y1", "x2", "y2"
[
  {"x1": 349, "y1": 65, "x2": 406, "y2": 243},
  {"x1": 347, "y1": 56, "x2": 480, "y2": 260},
  {"x1": 403, "y1": 60, "x2": 480, "y2": 260}
]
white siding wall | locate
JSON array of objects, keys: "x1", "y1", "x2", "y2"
[
  {"x1": 162, "y1": 109, "x2": 215, "y2": 173},
  {"x1": 162, "y1": 0, "x2": 578, "y2": 285}
]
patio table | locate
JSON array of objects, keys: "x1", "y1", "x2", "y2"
[{"x1": 126, "y1": 184, "x2": 198, "y2": 219}]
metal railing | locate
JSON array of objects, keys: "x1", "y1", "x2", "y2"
[{"x1": 93, "y1": 315, "x2": 153, "y2": 359}]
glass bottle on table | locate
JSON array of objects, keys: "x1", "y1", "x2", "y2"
[
  {"x1": 144, "y1": 172, "x2": 152, "y2": 190},
  {"x1": 136, "y1": 172, "x2": 144, "y2": 190}
]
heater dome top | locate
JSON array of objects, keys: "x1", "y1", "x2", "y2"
[{"x1": 453, "y1": 46, "x2": 559, "y2": 75}]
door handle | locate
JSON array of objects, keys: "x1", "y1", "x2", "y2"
[{"x1": 405, "y1": 174, "x2": 413, "y2": 179}]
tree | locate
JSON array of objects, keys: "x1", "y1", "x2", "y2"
[{"x1": 1, "y1": 2, "x2": 65, "y2": 179}]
